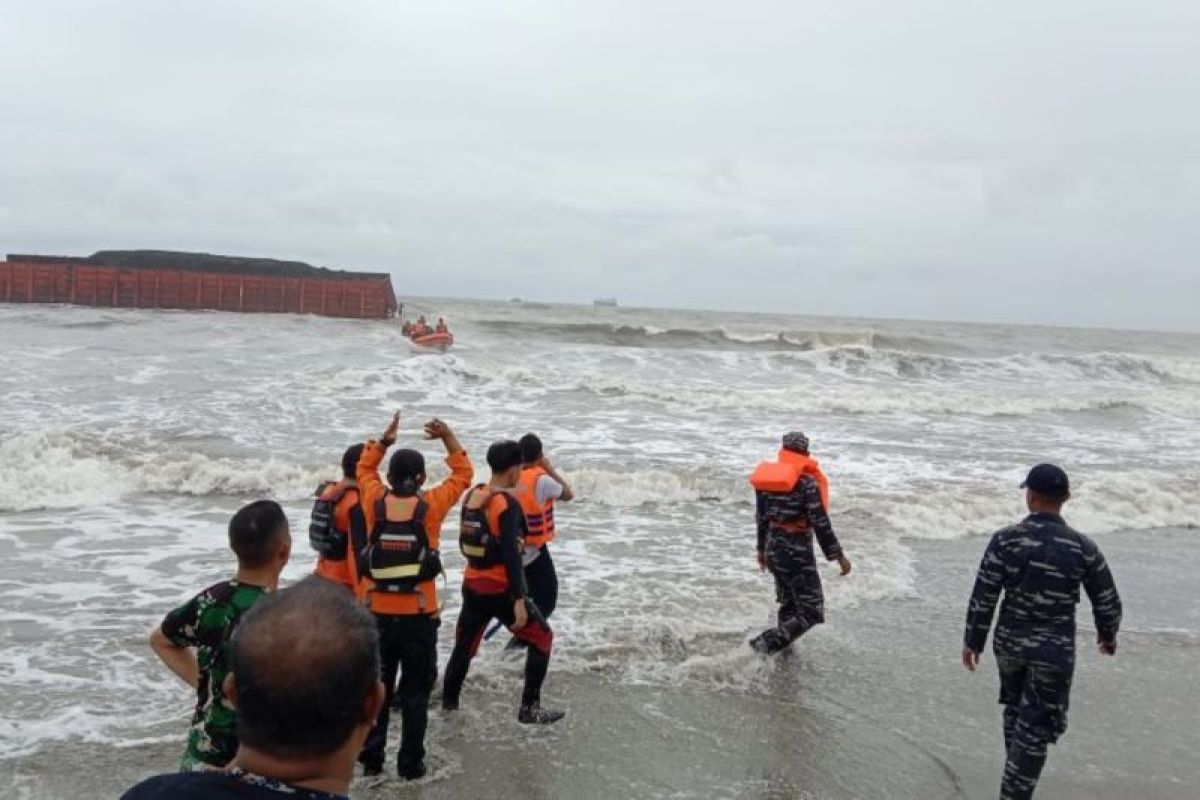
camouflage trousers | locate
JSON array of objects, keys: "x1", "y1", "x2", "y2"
[
  {"x1": 759, "y1": 532, "x2": 824, "y2": 651},
  {"x1": 996, "y1": 656, "x2": 1073, "y2": 800}
]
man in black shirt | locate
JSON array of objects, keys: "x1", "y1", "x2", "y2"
[
  {"x1": 123, "y1": 577, "x2": 386, "y2": 800},
  {"x1": 963, "y1": 464, "x2": 1122, "y2": 800}
]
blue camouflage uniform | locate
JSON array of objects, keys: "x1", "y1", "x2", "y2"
[
  {"x1": 964, "y1": 512, "x2": 1122, "y2": 800},
  {"x1": 752, "y1": 475, "x2": 843, "y2": 654}
]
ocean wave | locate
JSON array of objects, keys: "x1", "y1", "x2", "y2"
[
  {"x1": 567, "y1": 465, "x2": 1199, "y2": 538},
  {"x1": 0, "y1": 431, "x2": 327, "y2": 512},
  {"x1": 475, "y1": 319, "x2": 886, "y2": 352},
  {"x1": 563, "y1": 374, "x2": 1180, "y2": 417}
]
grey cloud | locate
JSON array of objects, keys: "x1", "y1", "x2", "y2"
[{"x1": 2, "y1": 1, "x2": 1198, "y2": 330}]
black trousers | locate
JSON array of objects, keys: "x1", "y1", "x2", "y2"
[
  {"x1": 361, "y1": 614, "x2": 439, "y2": 771},
  {"x1": 443, "y1": 587, "x2": 554, "y2": 710},
  {"x1": 524, "y1": 545, "x2": 559, "y2": 620}
]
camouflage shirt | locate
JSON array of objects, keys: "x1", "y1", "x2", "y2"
[
  {"x1": 755, "y1": 474, "x2": 843, "y2": 561},
  {"x1": 964, "y1": 512, "x2": 1122, "y2": 668},
  {"x1": 160, "y1": 580, "x2": 270, "y2": 768}
]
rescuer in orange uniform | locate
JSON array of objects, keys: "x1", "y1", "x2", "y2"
[
  {"x1": 356, "y1": 412, "x2": 473, "y2": 780},
  {"x1": 310, "y1": 444, "x2": 367, "y2": 590},
  {"x1": 441, "y1": 440, "x2": 565, "y2": 725}
]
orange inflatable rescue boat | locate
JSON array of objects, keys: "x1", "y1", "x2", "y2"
[{"x1": 411, "y1": 331, "x2": 454, "y2": 352}]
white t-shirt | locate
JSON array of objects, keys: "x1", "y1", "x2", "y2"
[
  {"x1": 523, "y1": 474, "x2": 564, "y2": 565},
  {"x1": 534, "y1": 474, "x2": 564, "y2": 505}
]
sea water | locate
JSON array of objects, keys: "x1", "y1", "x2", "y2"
[{"x1": 1, "y1": 299, "x2": 1197, "y2": 797}]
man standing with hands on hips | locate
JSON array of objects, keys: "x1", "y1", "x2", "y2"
[{"x1": 963, "y1": 463, "x2": 1122, "y2": 800}]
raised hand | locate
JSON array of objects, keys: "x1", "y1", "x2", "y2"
[
  {"x1": 424, "y1": 418, "x2": 450, "y2": 440},
  {"x1": 382, "y1": 411, "x2": 401, "y2": 444}
]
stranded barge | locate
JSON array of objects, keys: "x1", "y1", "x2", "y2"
[{"x1": 0, "y1": 250, "x2": 398, "y2": 319}]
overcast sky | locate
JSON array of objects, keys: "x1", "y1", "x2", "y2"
[{"x1": 2, "y1": 2, "x2": 1198, "y2": 330}]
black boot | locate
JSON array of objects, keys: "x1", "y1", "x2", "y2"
[
  {"x1": 398, "y1": 758, "x2": 427, "y2": 781},
  {"x1": 519, "y1": 703, "x2": 565, "y2": 725},
  {"x1": 749, "y1": 629, "x2": 789, "y2": 655}
]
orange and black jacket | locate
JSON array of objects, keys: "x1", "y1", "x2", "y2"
[
  {"x1": 463, "y1": 488, "x2": 528, "y2": 598},
  {"x1": 312, "y1": 482, "x2": 368, "y2": 590},
  {"x1": 356, "y1": 440, "x2": 474, "y2": 615}
]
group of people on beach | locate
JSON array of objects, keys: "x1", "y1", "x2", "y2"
[{"x1": 124, "y1": 417, "x2": 1122, "y2": 800}]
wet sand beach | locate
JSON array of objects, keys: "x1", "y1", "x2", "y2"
[{"x1": 5, "y1": 527, "x2": 1194, "y2": 799}]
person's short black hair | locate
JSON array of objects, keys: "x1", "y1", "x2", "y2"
[
  {"x1": 388, "y1": 449, "x2": 425, "y2": 495},
  {"x1": 519, "y1": 433, "x2": 543, "y2": 464},
  {"x1": 341, "y1": 444, "x2": 365, "y2": 479},
  {"x1": 230, "y1": 576, "x2": 380, "y2": 759},
  {"x1": 228, "y1": 500, "x2": 288, "y2": 568},
  {"x1": 487, "y1": 440, "x2": 522, "y2": 473}
]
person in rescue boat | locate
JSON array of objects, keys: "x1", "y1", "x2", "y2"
[
  {"x1": 435, "y1": 317, "x2": 449, "y2": 334},
  {"x1": 356, "y1": 412, "x2": 473, "y2": 780},
  {"x1": 749, "y1": 431, "x2": 852, "y2": 655},
  {"x1": 514, "y1": 434, "x2": 574, "y2": 622},
  {"x1": 310, "y1": 445, "x2": 367, "y2": 591},
  {"x1": 441, "y1": 440, "x2": 565, "y2": 724}
]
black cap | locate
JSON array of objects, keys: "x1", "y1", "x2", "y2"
[{"x1": 1021, "y1": 463, "x2": 1070, "y2": 498}]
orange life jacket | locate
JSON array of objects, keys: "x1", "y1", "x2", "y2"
[
  {"x1": 516, "y1": 466, "x2": 557, "y2": 549},
  {"x1": 460, "y1": 486, "x2": 522, "y2": 587},
  {"x1": 748, "y1": 450, "x2": 831, "y2": 510}
]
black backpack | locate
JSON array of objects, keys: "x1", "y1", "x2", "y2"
[
  {"x1": 365, "y1": 494, "x2": 442, "y2": 593},
  {"x1": 309, "y1": 483, "x2": 352, "y2": 559},
  {"x1": 459, "y1": 486, "x2": 511, "y2": 569}
]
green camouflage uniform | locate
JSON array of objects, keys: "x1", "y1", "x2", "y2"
[{"x1": 160, "y1": 580, "x2": 269, "y2": 770}]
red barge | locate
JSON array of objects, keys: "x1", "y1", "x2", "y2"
[{"x1": 0, "y1": 250, "x2": 398, "y2": 319}]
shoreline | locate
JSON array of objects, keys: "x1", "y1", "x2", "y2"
[{"x1": 3, "y1": 527, "x2": 1195, "y2": 799}]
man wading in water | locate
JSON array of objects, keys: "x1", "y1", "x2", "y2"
[{"x1": 749, "y1": 431, "x2": 852, "y2": 655}]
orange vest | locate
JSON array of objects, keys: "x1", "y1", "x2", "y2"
[
  {"x1": 313, "y1": 484, "x2": 361, "y2": 590},
  {"x1": 749, "y1": 450, "x2": 831, "y2": 510},
  {"x1": 516, "y1": 466, "x2": 557, "y2": 548}
]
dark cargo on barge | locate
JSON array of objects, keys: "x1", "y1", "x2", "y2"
[{"x1": 0, "y1": 250, "x2": 398, "y2": 319}]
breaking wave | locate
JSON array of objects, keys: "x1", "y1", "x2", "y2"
[
  {"x1": 0, "y1": 431, "x2": 326, "y2": 512},
  {"x1": 474, "y1": 319, "x2": 957, "y2": 353}
]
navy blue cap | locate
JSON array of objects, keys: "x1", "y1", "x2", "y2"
[{"x1": 1021, "y1": 463, "x2": 1070, "y2": 498}]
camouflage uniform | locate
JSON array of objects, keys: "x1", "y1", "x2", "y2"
[
  {"x1": 160, "y1": 580, "x2": 270, "y2": 770},
  {"x1": 752, "y1": 475, "x2": 843, "y2": 653},
  {"x1": 964, "y1": 512, "x2": 1122, "y2": 800}
]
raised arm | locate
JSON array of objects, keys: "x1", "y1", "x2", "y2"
[
  {"x1": 539, "y1": 456, "x2": 574, "y2": 502},
  {"x1": 421, "y1": 419, "x2": 474, "y2": 510},
  {"x1": 357, "y1": 412, "x2": 400, "y2": 510}
]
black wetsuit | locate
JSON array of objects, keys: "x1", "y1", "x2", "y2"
[
  {"x1": 442, "y1": 493, "x2": 554, "y2": 711},
  {"x1": 965, "y1": 512, "x2": 1122, "y2": 800}
]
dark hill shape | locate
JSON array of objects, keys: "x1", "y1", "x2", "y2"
[{"x1": 85, "y1": 249, "x2": 388, "y2": 280}]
